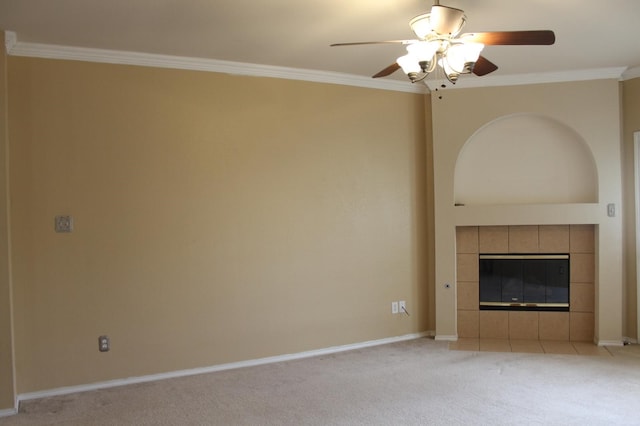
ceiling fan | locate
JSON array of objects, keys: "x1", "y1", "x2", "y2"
[{"x1": 330, "y1": 0, "x2": 555, "y2": 84}]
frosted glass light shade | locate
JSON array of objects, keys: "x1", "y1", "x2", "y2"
[
  {"x1": 397, "y1": 53, "x2": 422, "y2": 74},
  {"x1": 407, "y1": 41, "x2": 439, "y2": 62},
  {"x1": 445, "y1": 43, "x2": 484, "y2": 73}
]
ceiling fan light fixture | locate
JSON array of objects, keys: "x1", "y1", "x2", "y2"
[
  {"x1": 398, "y1": 41, "x2": 440, "y2": 79},
  {"x1": 445, "y1": 42, "x2": 484, "y2": 73},
  {"x1": 398, "y1": 39, "x2": 483, "y2": 83},
  {"x1": 397, "y1": 53, "x2": 422, "y2": 76},
  {"x1": 407, "y1": 41, "x2": 440, "y2": 62},
  {"x1": 438, "y1": 57, "x2": 460, "y2": 83}
]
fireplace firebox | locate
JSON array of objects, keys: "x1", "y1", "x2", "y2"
[{"x1": 479, "y1": 254, "x2": 569, "y2": 311}]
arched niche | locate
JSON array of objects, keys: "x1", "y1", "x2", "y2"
[{"x1": 454, "y1": 113, "x2": 598, "y2": 205}]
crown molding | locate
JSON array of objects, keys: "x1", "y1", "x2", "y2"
[
  {"x1": 623, "y1": 66, "x2": 640, "y2": 81},
  {"x1": 4, "y1": 31, "x2": 637, "y2": 93},
  {"x1": 3, "y1": 31, "x2": 426, "y2": 94},
  {"x1": 424, "y1": 66, "x2": 628, "y2": 91}
]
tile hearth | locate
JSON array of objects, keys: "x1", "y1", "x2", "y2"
[{"x1": 449, "y1": 338, "x2": 611, "y2": 356}]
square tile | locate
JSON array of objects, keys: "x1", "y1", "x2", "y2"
[
  {"x1": 457, "y1": 310, "x2": 479, "y2": 338},
  {"x1": 603, "y1": 345, "x2": 640, "y2": 358},
  {"x1": 541, "y1": 340, "x2": 577, "y2": 355},
  {"x1": 539, "y1": 225, "x2": 570, "y2": 253},
  {"x1": 570, "y1": 225, "x2": 595, "y2": 253},
  {"x1": 510, "y1": 339, "x2": 544, "y2": 353},
  {"x1": 571, "y1": 253, "x2": 595, "y2": 283},
  {"x1": 570, "y1": 312, "x2": 594, "y2": 342},
  {"x1": 572, "y1": 342, "x2": 611, "y2": 356},
  {"x1": 457, "y1": 281, "x2": 479, "y2": 311},
  {"x1": 509, "y1": 226, "x2": 539, "y2": 253},
  {"x1": 539, "y1": 312, "x2": 570, "y2": 341},
  {"x1": 570, "y1": 283, "x2": 594, "y2": 313},
  {"x1": 456, "y1": 226, "x2": 478, "y2": 254},
  {"x1": 508, "y1": 311, "x2": 539, "y2": 340},
  {"x1": 479, "y1": 310, "x2": 509, "y2": 339},
  {"x1": 449, "y1": 338, "x2": 479, "y2": 351},
  {"x1": 457, "y1": 253, "x2": 478, "y2": 282},
  {"x1": 479, "y1": 338, "x2": 512, "y2": 353},
  {"x1": 479, "y1": 226, "x2": 508, "y2": 253}
]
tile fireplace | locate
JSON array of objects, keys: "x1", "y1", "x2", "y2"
[{"x1": 456, "y1": 225, "x2": 594, "y2": 342}]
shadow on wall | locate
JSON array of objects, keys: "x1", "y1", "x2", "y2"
[{"x1": 454, "y1": 113, "x2": 598, "y2": 205}]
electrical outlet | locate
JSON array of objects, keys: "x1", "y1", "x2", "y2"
[
  {"x1": 54, "y1": 215, "x2": 73, "y2": 233},
  {"x1": 391, "y1": 301, "x2": 399, "y2": 314},
  {"x1": 399, "y1": 300, "x2": 406, "y2": 314},
  {"x1": 98, "y1": 335, "x2": 110, "y2": 352}
]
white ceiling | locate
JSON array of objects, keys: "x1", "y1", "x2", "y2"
[{"x1": 1, "y1": 0, "x2": 640, "y2": 88}]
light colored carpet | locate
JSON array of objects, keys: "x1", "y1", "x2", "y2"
[{"x1": 2, "y1": 338, "x2": 640, "y2": 425}]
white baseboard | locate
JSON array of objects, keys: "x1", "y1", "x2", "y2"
[
  {"x1": 434, "y1": 334, "x2": 458, "y2": 341},
  {"x1": 622, "y1": 336, "x2": 638, "y2": 344},
  {"x1": 597, "y1": 339, "x2": 625, "y2": 347},
  {"x1": 0, "y1": 408, "x2": 17, "y2": 418},
  {"x1": 18, "y1": 332, "x2": 431, "y2": 403}
]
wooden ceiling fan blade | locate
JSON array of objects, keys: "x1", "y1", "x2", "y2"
[
  {"x1": 461, "y1": 30, "x2": 555, "y2": 45},
  {"x1": 373, "y1": 63, "x2": 401, "y2": 78},
  {"x1": 330, "y1": 40, "x2": 416, "y2": 47},
  {"x1": 472, "y1": 56, "x2": 498, "y2": 76}
]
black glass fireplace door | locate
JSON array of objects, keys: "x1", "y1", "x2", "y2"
[{"x1": 479, "y1": 255, "x2": 569, "y2": 311}]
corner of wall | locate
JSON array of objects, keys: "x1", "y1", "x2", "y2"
[{"x1": 0, "y1": 29, "x2": 17, "y2": 412}]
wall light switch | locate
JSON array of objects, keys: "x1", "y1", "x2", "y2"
[{"x1": 607, "y1": 203, "x2": 615, "y2": 217}]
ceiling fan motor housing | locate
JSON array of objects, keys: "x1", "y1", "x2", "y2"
[{"x1": 410, "y1": 5, "x2": 466, "y2": 38}]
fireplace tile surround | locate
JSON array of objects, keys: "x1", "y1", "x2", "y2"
[{"x1": 456, "y1": 225, "x2": 595, "y2": 342}]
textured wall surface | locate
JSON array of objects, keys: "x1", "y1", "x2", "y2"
[{"x1": 7, "y1": 57, "x2": 430, "y2": 393}]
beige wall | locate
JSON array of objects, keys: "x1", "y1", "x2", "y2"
[
  {"x1": 7, "y1": 57, "x2": 430, "y2": 393},
  {"x1": 622, "y1": 77, "x2": 640, "y2": 340},
  {"x1": 431, "y1": 80, "x2": 624, "y2": 343},
  {"x1": 0, "y1": 32, "x2": 16, "y2": 410}
]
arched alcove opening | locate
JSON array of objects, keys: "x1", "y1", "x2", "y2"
[{"x1": 454, "y1": 114, "x2": 598, "y2": 205}]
